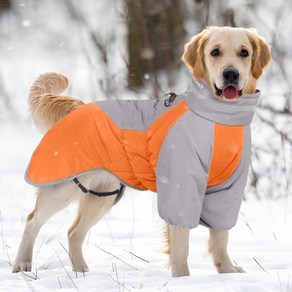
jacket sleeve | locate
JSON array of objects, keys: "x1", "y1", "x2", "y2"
[
  {"x1": 200, "y1": 126, "x2": 252, "y2": 230},
  {"x1": 155, "y1": 113, "x2": 214, "y2": 228}
]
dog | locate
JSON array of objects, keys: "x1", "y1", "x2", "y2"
[{"x1": 12, "y1": 26, "x2": 271, "y2": 277}]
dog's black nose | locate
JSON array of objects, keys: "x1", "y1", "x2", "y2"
[{"x1": 223, "y1": 69, "x2": 239, "y2": 83}]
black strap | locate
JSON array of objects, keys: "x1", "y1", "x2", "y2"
[{"x1": 73, "y1": 178, "x2": 125, "y2": 204}]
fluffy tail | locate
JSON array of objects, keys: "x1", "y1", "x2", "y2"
[{"x1": 28, "y1": 72, "x2": 85, "y2": 133}]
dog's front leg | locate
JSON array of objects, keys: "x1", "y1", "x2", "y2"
[
  {"x1": 208, "y1": 229, "x2": 245, "y2": 273},
  {"x1": 168, "y1": 224, "x2": 190, "y2": 277}
]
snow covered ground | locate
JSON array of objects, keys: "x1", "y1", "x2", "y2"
[
  {"x1": 0, "y1": 121, "x2": 291, "y2": 292},
  {"x1": 0, "y1": 1, "x2": 292, "y2": 291}
]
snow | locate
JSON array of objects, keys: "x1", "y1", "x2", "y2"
[
  {"x1": 0, "y1": 0, "x2": 292, "y2": 290},
  {"x1": 0, "y1": 122, "x2": 291, "y2": 292}
]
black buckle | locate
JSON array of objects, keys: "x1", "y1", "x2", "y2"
[{"x1": 164, "y1": 92, "x2": 177, "y2": 107}]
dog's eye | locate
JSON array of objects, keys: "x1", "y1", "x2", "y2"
[
  {"x1": 210, "y1": 48, "x2": 220, "y2": 57},
  {"x1": 240, "y1": 49, "x2": 249, "y2": 58}
]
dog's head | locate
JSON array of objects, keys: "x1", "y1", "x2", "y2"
[{"x1": 182, "y1": 26, "x2": 272, "y2": 100}]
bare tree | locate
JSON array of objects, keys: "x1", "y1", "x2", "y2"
[
  {"x1": 0, "y1": 0, "x2": 11, "y2": 13},
  {"x1": 126, "y1": 0, "x2": 186, "y2": 98}
]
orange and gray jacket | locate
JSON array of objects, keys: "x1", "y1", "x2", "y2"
[{"x1": 26, "y1": 80, "x2": 261, "y2": 230}]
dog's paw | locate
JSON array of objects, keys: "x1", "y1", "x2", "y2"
[
  {"x1": 12, "y1": 261, "x2": 32, "y2": 273},
  {"x1": 232, "y1": 265, "x2": 246, "y2": 273},
  {"x1": 72, "y1": 264, "x2": 89, "y2": 273},
  {"x1": 215, "y1": 262, "x2": 246, "y2": 273}
]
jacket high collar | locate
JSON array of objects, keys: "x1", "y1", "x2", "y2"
[{"x1": 185, "y1": 80, "x2": 261, "y2": 126}]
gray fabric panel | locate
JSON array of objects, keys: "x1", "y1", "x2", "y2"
[
  {"x1": 97, "y1": 95, "x2": 185, "y2": 131},
  {"x1": 156, "y1": 112, "x2": 214, "y2": 228},
  {"x1": 97, "y1": 100, "x2": 159, "y2": 130},
  {"x1": 200, "y1": 126, "x2": 251, "y2": 230},
  {"x1": 96, "y1": 80, "x2": 259, "y2": 131}
]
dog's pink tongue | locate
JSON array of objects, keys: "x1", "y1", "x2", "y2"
[{"x1": 222, "y1": 86, "x2": 238, "y2": 99}]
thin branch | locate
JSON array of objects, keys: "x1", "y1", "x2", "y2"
[
  {"x1": 157, "y1": 279, "x2": 171, "y2": 291},
  {"x1": 57, "y1": 276, "x2": 62, "y2": 289},
  {"x1": 259, "y1": 103, "x2": 292, "y2": 115},
  {"x1": 123, "y1": 249, "x2": 149, "y2": 263},
  {"x1": 59, "y1": 241, "x2": 78, "y2": 278},
  {"x1": 253, "y1": 257, "x2": 268, "y2": 273},
  {"x1": 5, "y1": 244, "x2": 12, "y2": 268},
  {"x1": 21, "y1": 270, "x2": 38, "y2": 281},
  {"x1": 33, "y1": 237, "x2": 45, "y2": 265},
  {"x1": 96, "y1": 245, "x2": 138, "y2": 270},
  {"x1": 114, "y1": 263, "x2": 121, "y2": 292},
  {"x1": 104, "y1": 218, "x2": 115, "y2": 244},
  {"x1": 239, "y1": 212, "x2": 254, "y2": 236},
  {"x1": 108, "y1": 273, "x2": 132, "y2": 292},
  {"x1": 39, "y1": 249, "x2": 61, "y2": 270},
  {"x1": 256, "y1": 112, "x2": 292, "y2": 145},
  {"x1": 56, "y1": 254, "x2": 79, "y2": 291}
]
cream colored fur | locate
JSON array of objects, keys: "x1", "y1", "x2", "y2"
[
  {"x1": 182, "y1": 26, "x2": 271, "y2": 99},
  {"x1": 28, "y1": 72, "x2": 85, "y2": 133},
  {"x1": 13, "y1": 26, "x2": 271, "y2": 277}
]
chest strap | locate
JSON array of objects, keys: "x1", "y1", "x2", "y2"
[{"x1": 73, "y1": 178, "x2": 125, "y2": 205}]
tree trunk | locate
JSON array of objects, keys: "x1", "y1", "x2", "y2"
[{"x1": 127, "y1": 0, "x2": 185, "y2": 98}]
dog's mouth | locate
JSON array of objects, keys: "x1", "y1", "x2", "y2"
[{"x1": 214, "y1": 84, "x2": 242, "y2": 100}]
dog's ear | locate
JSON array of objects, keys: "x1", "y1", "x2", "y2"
[
  {"x1": 248, "y1": 32, "x2": 272, "y2": 79},
  {"x1": 182, "y1": 29, "x2": 209, "y2": 80}
]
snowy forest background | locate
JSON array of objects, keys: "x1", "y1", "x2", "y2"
[
  {"x1": 0, "y1": 0, "x2": 292, "y2": 291},
  {"x1": 1, "y1": 0, "x2": 292, "y2": 201}
]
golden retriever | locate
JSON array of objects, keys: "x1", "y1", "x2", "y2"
[{"x1": 12, "y1": 26, "x2": 271, "y2": 277}]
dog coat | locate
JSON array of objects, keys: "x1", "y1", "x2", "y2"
[{"x1": 26, "y1": 80, "x2": 260, "y2": 229}]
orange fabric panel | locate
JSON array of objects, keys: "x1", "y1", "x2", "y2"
[
  {"x1": 27, "y1": 101, "x2": 190, "y2": 192},
  {"x1": 121, "y1": 130, "x2": 155, "y2": 191},
  {"x1": 207, "y1": 124, "x2": 244, "y2": 187},
  {"x1": 123, "y1": 100, "x2": 189, "y2": 192},
  {"x1": 28, "y1": 104, "x2": 143, "y2": 188}
]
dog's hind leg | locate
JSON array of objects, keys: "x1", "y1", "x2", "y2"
[
  {"x1": 167, "y1": 224, "x2": 190, "y2": 277},
  {"x1": 208, "y1": 229, "x2": 245, "y2": 273},
  {"x1": 12, "y1": 183, "x2": 79, "y2": 273},
  {"x1": 67, "y1": 194, "x2": 115, "y2": 272}
]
